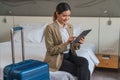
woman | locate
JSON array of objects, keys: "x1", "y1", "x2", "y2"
[{"x1": 44, "y1": 2, "x2": 90, "y2": 80}]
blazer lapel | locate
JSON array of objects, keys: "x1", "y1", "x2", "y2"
[
  {"x1": 66, "y1": 24, "x2": 73, "y2": 36},
  {"x1": 53, "y1": 22, "x2": 62, "y2": 43}
]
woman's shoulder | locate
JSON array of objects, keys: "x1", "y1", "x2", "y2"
[
  {"x1": 46, "y1": 22, "x2": 54, "y2": 28},
  {"x1": 67, "y1": 23, "x2": 73, "y2": 29},
  {"x1": 45, "y1": 22, "x2": 58, "y2": 31},
  {"x1": 47, "y1": 21, "x2": 57, "y2": 26},
  {"x1": 67, "y1": 23, "x2": 73, "y2": 26}
]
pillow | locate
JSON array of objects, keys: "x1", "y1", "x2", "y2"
[
  {"x1": 14, "y1": 23, "x2": 47, "y2": 43},
  {"x1": 80, "y1": 43, "x2": 95, "y2": 52},
  {"x1": 73, "y1": 24, "x2": 82, "y2": 36},
  {"x1": 28, "y1": 26, "x2": 46, "y2": 43}
]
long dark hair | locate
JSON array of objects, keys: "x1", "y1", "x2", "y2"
[{"x1": 53, "y1": 2, "x2": 71, "y2": 22}]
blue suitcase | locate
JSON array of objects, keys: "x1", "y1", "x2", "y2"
[{"x1": 3, "y1": 27, "x2": 50, "y2": 80}]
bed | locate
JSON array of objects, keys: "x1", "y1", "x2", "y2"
[{"x1": 0, "y1": 23, "x2": 99, "y2": 80}]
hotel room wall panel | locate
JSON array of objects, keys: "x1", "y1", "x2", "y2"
[
  {"x1": 0, "y1": 16, "x2": 120, "y2": 56},
  {"x1": 14, "y1": 16, "x2": 53, "y2": 25},
  {"x1": 99, "y1": 17, "x2": 120, "y2": 56},
  {"x1": 0, "y1": 16, "x2": 14, "y2": 42}
]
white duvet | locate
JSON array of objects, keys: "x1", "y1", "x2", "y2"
[
  {"x1": 76, "y1": 45, "x2": 99, "y2": 74},
  {"x1": 0, "y1": 41, "x2": 99, "y2": 80}
]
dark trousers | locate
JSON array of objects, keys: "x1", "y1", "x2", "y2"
[{"x1": 59, "y1": 54, "x2": 90, "y2": 80}]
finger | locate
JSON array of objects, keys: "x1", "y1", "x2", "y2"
[
  {"x1": 80, "y1": 37, "x2": 84, "y2": 40},
  {"x1": 82, "y1": 36, "x2": 85, "y2": 39}
]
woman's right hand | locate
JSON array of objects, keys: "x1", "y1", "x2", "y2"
[{"x1": 66, "y1": 36, "x2": 76, "y2": 44}]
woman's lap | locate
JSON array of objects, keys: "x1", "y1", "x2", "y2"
[{"x1": 59, "y1": 54, "x2": 90, "y2": 80}]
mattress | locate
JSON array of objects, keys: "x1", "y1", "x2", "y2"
[{"x1": 0, "y1": 41, "x2": 99, "y2": 80}]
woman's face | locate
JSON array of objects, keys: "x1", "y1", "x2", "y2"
[{"x1": 57, "y1": 10, "x2": 71, "y2": 26}]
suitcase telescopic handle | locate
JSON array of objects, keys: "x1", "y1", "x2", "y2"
[
  {"x1": 13, "y1": 26, "x2": 23, "y2": 31},
  {"x1": 10, "y1": 27, "x2": 25, "y2": 64}
]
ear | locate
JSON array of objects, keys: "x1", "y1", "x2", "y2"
[{"x1": 56, "y1": 12, "x2": 59, "y2": 16}]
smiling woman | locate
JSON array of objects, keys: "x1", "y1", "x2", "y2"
[{"x1": 43, "y1": 2, "x2": 91, "y2": 80}]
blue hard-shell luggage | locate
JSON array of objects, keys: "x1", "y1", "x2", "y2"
[{"x1": 3, "y1": 27, "x2": 50, "y2": 80}]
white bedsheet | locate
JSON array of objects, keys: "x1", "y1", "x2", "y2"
[
  {"x1": 76, "y1": 44, "x2": 99, "y2": 74},
  {"x1": 0, "y1": 41, "x2": 98, "y2": 80}
]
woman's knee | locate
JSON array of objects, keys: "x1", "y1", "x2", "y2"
[{"x1": 77, "y1": 57, "x2": 89, "y2": 66}]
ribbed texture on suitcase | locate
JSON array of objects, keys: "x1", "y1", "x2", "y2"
[{"x1": 3, "y1": 59, "x2": 50, "y2": 80}]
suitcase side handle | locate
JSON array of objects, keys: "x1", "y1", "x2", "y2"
[
  {"x1": 10, "y1": 27, "x2": 25, "y2": 64},
  {"x1": 13, "y1": 27, "x2": 23, "y2": 31}
]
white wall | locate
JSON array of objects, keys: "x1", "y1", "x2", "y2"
[
  {"x1": 99, "y1": 17, "x2": 120, "y2": 55},
  {"x1": 0, "y1": 16, "x2": 120, "y2": 55},
  {"x1": 0, "y1": 16, "x2": 14, "y2": 42},
  {"x1": 0, "y1": 16, "x2": 53, "y2": 42}
]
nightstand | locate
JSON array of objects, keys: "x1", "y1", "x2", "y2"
[{"x1": 96, "y1": 54, "x2": 119, "y2": 69}]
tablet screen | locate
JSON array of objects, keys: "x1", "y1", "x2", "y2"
[{"x1": 72, "y1": 29, "x2": 92, "y2": 43}]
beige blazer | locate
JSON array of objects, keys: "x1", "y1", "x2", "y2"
[{"x1": 44, "y1": 21, "x2": 80, "y2": 71}]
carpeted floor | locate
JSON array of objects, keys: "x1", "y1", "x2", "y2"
[
  {"x1": 0, "y1": 68, "x2": 120, "y2": 80},
  {"x1": 91, "y1": 68, "x2": 120, "y2": 80}
]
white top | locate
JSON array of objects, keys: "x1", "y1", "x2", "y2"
[{"x1": 56, "y1": 20, "x2": 70, "y2": 53}]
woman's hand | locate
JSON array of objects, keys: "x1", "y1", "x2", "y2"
[
  {"x1": 79, "y1": 36, "x2": 85, "y2": 44},
  {"x1": 66, "y1": 36, "x2": 76, "y2": 44}
]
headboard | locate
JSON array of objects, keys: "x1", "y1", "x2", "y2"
[{"x1": 0, "y1": 16, "x2": 99, "y2": 53}]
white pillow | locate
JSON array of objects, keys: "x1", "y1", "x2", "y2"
[
  {"x1": 73, "y1": 24, "x2": 82, "y2": 36},
  {"x1": 80, "y1": 43, "x2": 95, "y2": 52},
  {"x1": 14, "y1": 23, "x2": 47, "y2": 43},
  {"x1": 28, "y1": 26, "x2": 46, "y2": 43}
]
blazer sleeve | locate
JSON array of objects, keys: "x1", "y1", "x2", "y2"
[{"x1": 44, "y1": 25, "x2": 68, "y2": 56}]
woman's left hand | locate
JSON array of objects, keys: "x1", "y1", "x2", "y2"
[{"x1": 79, "y1": 36, "x2": 85, "y2": 44}]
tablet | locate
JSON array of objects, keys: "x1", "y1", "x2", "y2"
[{"x1": 72, "y1": 29, "x2": 92, "y2": 43}]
